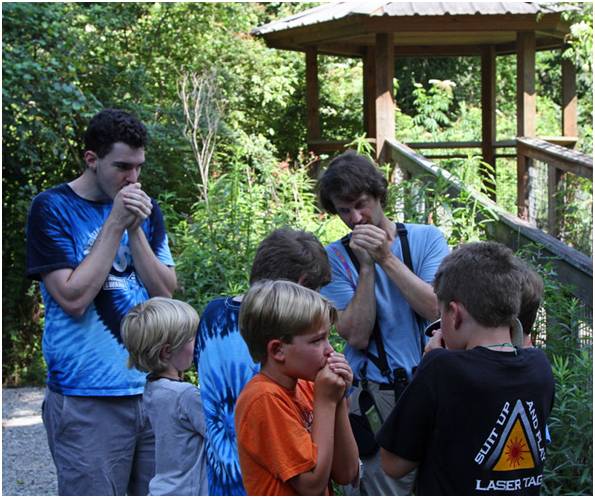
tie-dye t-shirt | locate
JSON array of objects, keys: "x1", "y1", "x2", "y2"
[
  {"x1": 26, "y1": 183, "x2": 174, "y2": 396},
  {"x1": 194, "y1": 297, "x2": 260, "y2": 496}
]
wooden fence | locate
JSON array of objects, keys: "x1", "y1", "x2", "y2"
[{"x1": 383, "y1": 138, "x2": 593, "y2": 310}]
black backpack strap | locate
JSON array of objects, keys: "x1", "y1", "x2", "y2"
[
  {"x1": 396, "y1": 223, "x2": 426, "y2": 357},
  {"x1": 341, "y1": 235, "x2": 392, "y2": 383}
]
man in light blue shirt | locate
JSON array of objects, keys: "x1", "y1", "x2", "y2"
[{"x1": 318, "y1": 150, "x2": 449, "y2": 496}]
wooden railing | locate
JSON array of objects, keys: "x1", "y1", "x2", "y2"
[
  {"x1": 383, "y1": 138, "x2": 593, "y2": 308},
  {"x1": 516, "y1": 137, "x2": 593, "y2": 236}
]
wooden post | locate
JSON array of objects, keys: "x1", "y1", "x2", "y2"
[
  {"x1": 481, "y1": 45, "x2": 497, "y2": 200},
  {"x1": 363, "y1": 46, "x2": 376, "y2": 141},
  {"x1": 516, "y1": 31, "x2": 535, "y2": 220},
  {"x1": 375, "y1": 33, "x2": 395, "y2": 162},
  {"x1": 547, "y1": 167, "x2": 563, "y2": 237},
  {"x1": 305, "y1": 47, "x2": 320, "y2": 143},
  {"x1": 548, "y1": 56, "x2": 577, "y2": 237},
  {"x1": 562, "y1": 57, "x2": 577, "y2": 139}
]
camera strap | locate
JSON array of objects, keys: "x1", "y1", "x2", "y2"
[{"x1": 339, "y1": 222, "x2": 424, "y2": 383}]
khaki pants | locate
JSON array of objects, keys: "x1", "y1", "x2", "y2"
[{"x1": 345, "y1": 381, "x2": 416, "y2": 496}]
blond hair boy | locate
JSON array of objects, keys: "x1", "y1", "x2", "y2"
[
  {"x1": 122, "y1": 297, "x2": 207, "y2": 496},
  {"x1": 235, "y1": 280, "x2": 359, "y2": 495}
]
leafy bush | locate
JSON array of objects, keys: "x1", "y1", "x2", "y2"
[
  {"x1": 168, "y1": 131, "x2": 339, "y2": 312},
  {"x1": 541, "y1": 351, "x2": 592, "y2": 496}
]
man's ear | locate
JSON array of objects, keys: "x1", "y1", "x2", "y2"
[
  {"x1": 84, "y1": 150, "x2": 98, "y2": 171},
  {"x1": 159, "y1": 343, "x2": 172, "y2": 361},
  {"x1": 266, "y1": 339, "x2": 286, "y2": 363}
]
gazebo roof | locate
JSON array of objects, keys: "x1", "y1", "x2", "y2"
[{"x1": 252, "y1": 2, "x2": 572, "y2": 57}]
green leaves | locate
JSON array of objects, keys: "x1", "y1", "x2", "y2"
[{"x1": 542, "y1": 350, "x2": 593, "y2": 495}]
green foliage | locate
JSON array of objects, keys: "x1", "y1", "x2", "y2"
[
  {"x1": 541, "y1": 351, "x2": 592, "y2": 496},
  {"x1": 506, "y1": 245, "x2": 592, "y2": 495},
  {"x1": 411, "y1": 80, "x2": 455, "y2": 133},
  {"x1": 386, "y1": 160, "x2": 499, "y2": 246},
  {"x1": 3, "y1": 16, "x2": 592, "y2": 498},
  {"x1": 318, "y1": 56, "x2": 363, "y2": 141},
  {"x1": 555, "y1": 175, "x2": 593, "y2": 255},
  {"x1": 2, "y1": 2, "x2": 310, "y2": 385},
  {"x1": 170, "y1": 131, "x2": 325, "y2": 311}
]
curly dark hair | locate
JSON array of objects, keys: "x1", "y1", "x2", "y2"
[
  {"x1": 249, "y1": 228, "x2": 331, "y2": 290},
  {"x1": 84, "y1": 109, "x2": 147, "y2": 158},
  {"x1": 317, "y1": 150, "x2": 388, "y2": 214}
]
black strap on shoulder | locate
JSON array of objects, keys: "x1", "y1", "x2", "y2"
[
  {"x1": 396, "y1": 223, "x2": 426, "y2": 358},
  {"x1": 342, "y1": 222, "x2": 425, "y2": 382},
  {"x1": 340, "y1": 235, "x2": 392, "y2": 382}
]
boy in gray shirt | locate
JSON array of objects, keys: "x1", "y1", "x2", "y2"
[{"x1": 122, "y1": 297, "x2": 208, "y2": 495}]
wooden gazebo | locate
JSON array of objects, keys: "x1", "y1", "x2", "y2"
[{"x1": 252, "y1": 2, "x2": 577, "y2": 213}]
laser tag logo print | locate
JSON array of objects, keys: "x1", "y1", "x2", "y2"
[{"x1": 473, "y1": 399, "x2": 547, "y2": 492}]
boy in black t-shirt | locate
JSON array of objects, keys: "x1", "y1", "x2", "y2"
[{"x1": 377, "y1": 242, "x2": 554, "y2": 495}]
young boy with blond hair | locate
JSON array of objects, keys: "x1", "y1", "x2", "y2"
[
  {"x1": 378, "y1": 242, "x2": 554, "y2": 495},
  {"x1": 122, "y1": 297, "x2": 207, "y2": 496},
  {"x1": 235, "y1": 280, "x2": 359, "y2": 495}
]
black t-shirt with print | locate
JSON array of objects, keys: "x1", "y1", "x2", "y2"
[{"x1": 377, "y1": 346, "x2": 554, "y2": 495}]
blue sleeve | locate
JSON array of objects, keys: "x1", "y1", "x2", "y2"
[
  {"x1": 414, "y1": 225, "x2": 450, "y2": 284},
  {"x1": 148, "y1": 200, "x2": 174, "y2": 267},
  {"x1": 320, "y1": 243, "x2": 358, "y2": 312},
  {"x1": 180, "y1": 385, "x2": 207, "y2": 435},
  {"x1": 26, "y1": 192, "x2": 77, "y2": 280}
]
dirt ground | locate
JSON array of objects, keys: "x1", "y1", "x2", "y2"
[{"x1": 2, "y1": 387, "x2": 57, "y2": 496}]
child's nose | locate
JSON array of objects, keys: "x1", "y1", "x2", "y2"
[{"x1": 324, "y1": 341, "x2": 334, "y2": 356}]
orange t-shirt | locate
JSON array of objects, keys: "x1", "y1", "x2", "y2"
[{"x1": 235, "y1": 373, "x2": 330, "y2": 496}]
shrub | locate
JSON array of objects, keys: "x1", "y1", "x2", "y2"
[{"x1": 541, "y1": 351, "x2": 592, "y2": 496}]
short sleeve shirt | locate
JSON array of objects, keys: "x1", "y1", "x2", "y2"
[
  {"x1": 321, "y1": 223, "x2": 449, "y2": 381},
  {"x1": 377, "y1": 347, "x2": 555, "y2": 495},
  {"x1": 194, "y1": 297, "x2": 260, "y2": 495},
  {"x1": 144, "y1": 378, "x2": 208, "y2": 496},
  {"x1": 235, "y1": 374, "x2": 330, "y2": 496},
  {"x1": 26, "y1": 183, "x2": 174, "y2": 395}
]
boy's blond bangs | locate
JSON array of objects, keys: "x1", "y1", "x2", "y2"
[{"x1": 239, "y1": 280, "x2": 336, "y2": 363}]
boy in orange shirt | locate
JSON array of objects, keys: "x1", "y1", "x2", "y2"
[{"x1": 235, "y1": 280, "x2": 359, "y2": 495}]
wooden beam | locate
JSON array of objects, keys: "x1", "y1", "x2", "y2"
[
  {"x1": 481, "y1": 45, "x2": 497, "y2": 199},
  {"x1": 385, "y1": 138, "x2": 592, "y2": 307},
  {"x1": 364, "y1": 14, "x2": 565, "y2": 33},
  {"x1": 516, "y1": 31, "x2": 536, "y2": 220},
  {"x1": 562, "y1": 57, "x2": 578, "y2": 138},
  {"x1": 394, "y1": 44, "x2": 482, "y2": 56},
  {"x1": 547, "y1": 168, "x2": 564, "y2": 237},
  {"x1": 305, "y1": 47, "x2": 320, "y2": 141},
  {"x1": 308, "y1": 139, "x2": 376, "y2": 155},
  {"x1": 363, "y1": 46, "x2": 376, "y2": 139},
  {"x1": 375, "y1": 33, "x2": 395, "y2": 162},
  {"x1": 310, "y1": 42, "x2": 365, "y2": 58},
  {"x1": 408, "y1": 141, "x2": 483, "y2": 149},
  {"x1": 517, "y1": 138, "x2": 592, "y2": 179},
  {"x1": 496, "y1": 36, "x2": 565, "y2": 55}
]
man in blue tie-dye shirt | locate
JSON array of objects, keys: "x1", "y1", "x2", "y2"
[
  {"x1": 26, "y1": 109, "x2": 177, "y2": 495},
  {"x1": 195, "y1": 228, "x2": 331, "y2": 495}
]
